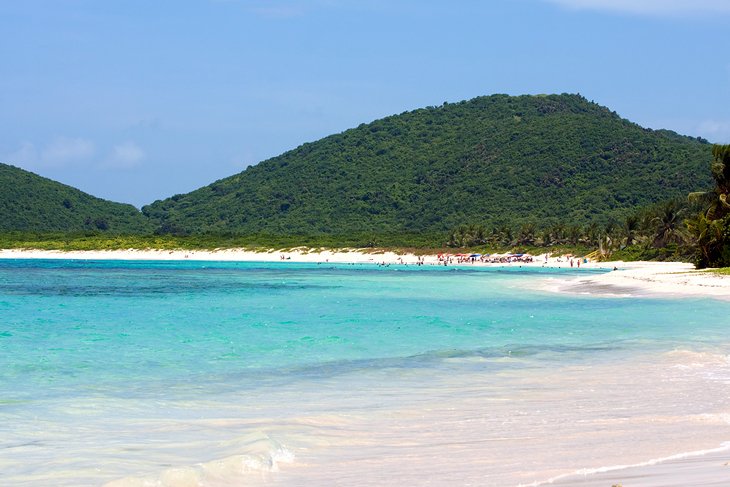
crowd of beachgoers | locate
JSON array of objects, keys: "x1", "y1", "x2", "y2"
[
  {"x1": 383, "y1": 253, "x2": 539, "y2": 267},
  {"x1": 438, "y1": 252, "x2": 535, "y2": 265}
]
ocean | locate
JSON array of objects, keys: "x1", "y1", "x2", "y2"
[{"x1": 1, "y1": 259, "x2": 730, "y2": 486}]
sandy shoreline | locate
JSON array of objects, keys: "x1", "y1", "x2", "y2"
[
  {"x1": 2, "y1": 247, "x2": 729, "y2": 300},
  {"x1": 549, "y1": 260, "x2": 730, "y2": 300},
  {"x1": 0, "y1": 247, "x2": 601, "y2": 271},
  {"x1": 546, "y1": 443, "x2": 730, "y2": 486}
]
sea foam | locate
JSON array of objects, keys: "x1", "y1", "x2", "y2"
[{"x1": 103, "y1": 433, "x2": 294, "y2": 487}]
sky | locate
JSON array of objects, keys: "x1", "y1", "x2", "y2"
[{"x1": 1, "y1": 0, "x2": 729, "y2": 207}]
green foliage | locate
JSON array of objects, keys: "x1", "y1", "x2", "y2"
[
  {"x1": 0, "y1": 164, "x2": 152, "y2": 233},
  {"x1": 448, "y1": 224, "x2": 487, "y2": 247},
  {"x1": 685, "y1": 145, "x2": 730, "y2": 268},
  {"x1": 688, "y1": 144, "x2": 730, "y2": 220},
  {"x1": 650, "y1": 199, "x2": 689, "y2": 248},
  {"x1": 0, "y1": 95, "x2": 716, "y2": 257},
  {"x1": 705, "y1": 267, "x2": 730, "y2": 276},
  {"x1": 0, "y1": 231, "x2": 451, "y2": 252},
  {"x1": 439, "y1": 194, "x2": 702, "y2": 262},
  {"x1": 686, "y1": 212, "x2": 730, "y2": 268},
  {"x1": 143, "y1": 94, "x2": 712, "y2": 236}
]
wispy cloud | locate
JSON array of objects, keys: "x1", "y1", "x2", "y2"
[
  {"x1": 2, "y1": 137, "x2": 146, "y2": 172},
  {"x1": 697, "y1": 120, "x2": 730, "y2": 143},
  {"x1": 4, "y1": 136, "x2": 96, "y2": 169},
  {"x1": 543, "y1": 0, "x2": 730, "y2": 16},
  {"x1": 41, "y1": 136, "x2": 96, "y2": 167},
  {"x1": 210, "y1": 0, "x2": 308, "y2": 18},
  {"x1": 250, "y1": 4, "x2": 305, "y2": 18},
  {"x1": 4, "y1": 141, "x2": 38, "y2": 169},
  {"x1": 214, "y1": 0, "x2": 361, "y2": 19},
  {"x1": 104, "y1": 141, "x2": 145, "y2": 169}
]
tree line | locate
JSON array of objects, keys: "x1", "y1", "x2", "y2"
[{"x1": 447, "y1": 145, "x2": 730, "y2": 269}]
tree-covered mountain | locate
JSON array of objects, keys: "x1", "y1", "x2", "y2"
[
  {"x1": 143, "y1": 94, "x2": 712, "y2": 235},
  {"x1": 0, "y1": 163, "x2": 151, "y2": 233},
  {"x1": 1, "y1": 94, "x2": 714, "y2": 239}
]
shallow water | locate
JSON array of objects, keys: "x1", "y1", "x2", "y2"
[{"x1": 1, "y1": 260, "x2": 729, "y2": 486}]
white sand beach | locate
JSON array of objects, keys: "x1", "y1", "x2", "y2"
[
  {"x1": 0, "y1": 247, "x2": 428, "y2": 264},
  {"x1": 549, "y1": 260, "x2": 730, "y2": 300},
  {"x1": 547, "y1": 444, "x2": 730, "y2": 486},
  {"x1": 0, "y1": 247, "x2": 556, "y2": 265},
  {"x1": 1, "y1": 248, "x2": 729, "y2": 299}
]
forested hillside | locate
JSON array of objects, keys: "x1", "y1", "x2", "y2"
[
  {"x1": 1, "y1": 94, "x2": 714, "y2": 239},
  {"x1": 0, "y1": 163, "x2": 151, "y2": 233},
  {"x1": 143, "y1": 94, "x2": 712, "y2": 235}
]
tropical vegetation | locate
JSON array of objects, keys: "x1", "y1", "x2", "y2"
[
  {"x1": 1, "y1": 95, "x2": 727, "y2": 266},
  {"x1": 0, "y1": 163, "x2": 151, "y2": 233},
  {"x1": 685, "y1": 145, "x2": 730, "y2": 268},
  {"x1": 142, "y1": 94, "x2": 711, "y2": 236}
]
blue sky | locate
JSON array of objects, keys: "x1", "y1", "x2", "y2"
[{"x1": 1, "y1": 0, "x2": 729, "y2": 207}]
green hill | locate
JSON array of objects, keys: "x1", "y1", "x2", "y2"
[
  {"x1": 0, "y1": 163, "x2": 151, "y2": 233},
  {"x1": 142, "y1": 94, "x2": 712, "y2": 236}
]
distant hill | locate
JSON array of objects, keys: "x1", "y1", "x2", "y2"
[
  {"x1": 143, "y1": 94, "x2": 712, "y2": 235},
  {"x1": 0, "y1": 163, "x2": 151, "y2": 233},
  {"x1": 1, "y1": 94, "x2": 714, "y2": 238}
]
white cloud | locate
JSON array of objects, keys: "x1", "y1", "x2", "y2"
[
  {"x1": 250, "y1": 5, "x2": 304, "y2": 18},
  {"x1": 40, "y1": 136, "x2": 96, "y2": 167},
  {"x1": 3, "y1": 137, "x2": 95, "y2": 169},
  {"x1": 3, "y1": 138, "x2": 147, "y2": 172},
  {"x1": 104, "y1": 141, "x2": 145, "y2": 169},
  {"x1": 697, "y1": 120, "x2": 730, "y2": 143},
  {"x1": 4, "y1": 141, "x2": 38, "y2": 168},
  {"x1": 543, "y1": 0, "x2": 730, "y2": 16}
]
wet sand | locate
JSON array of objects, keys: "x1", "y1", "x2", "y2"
[
  {"x1": 548, "y1": 446, "x2": 730, "y2": 486},
  {"x1": 552, "y1": 261, "x2": 730, "y2": 300}
]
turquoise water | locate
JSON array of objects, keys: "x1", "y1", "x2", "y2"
[{"x1": 2, "y1": 259, "x2": 730, "y2": 486}]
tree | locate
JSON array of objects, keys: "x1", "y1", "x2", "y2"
[
  {"x1": 686, "y1": 145, "x2": 730, "y2": 267},
  {"x1": 689, "y1": 144, "x2": 730, "y2": 220},
  {"x1": 622, "y1": 215, "x2": 640, "y2": 248},
  {"x1": 448, "y1": 224, "x2": 487, "y2": 247},
  {"x1": 516, "y1": 223, "x2": 537, "y2": 246},
  {"x1": 651, "y1": 200, "x2": 687, "y2": 248},
  {"x1": 686, "y1": 213, "x2": 727, "y2": 268}
]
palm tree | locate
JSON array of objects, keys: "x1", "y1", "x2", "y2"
[
  {"x1": 684, "y1": 145, "x2": 730, "y2": 267},
  {"x1": 585, "y1": 222, "x2": 601, "y2": 247},
  {"x1": 550, "y1": 223, "x2": 567, "y2": 245},
  {"x1": 516, "y1": 222, "x2": 537, "y2": 246},
  {"x1": 448, "y1": 224, "x2": 487, "y2": 247},
  {"x1": 652, "y1": 200, "x2": 688, "y2": 248},
  {"x1": 622, "y1": 214, "x2": 640, "y2": 248},
  {"x1": 566, "y1": 225, "x2": 582, "y2": 245},
  {"x1": 495, "y1": 225, "x2": 513, "y2": 247},
  {"x1": 686, "y1": 213, "x2": 725, "y2": 268},
  {"x1": 540, "y1": 227, "x2": 553, "y2": 247},
  {"x1": 689, "y1": 144, "x2": 730, "y2": 220}
]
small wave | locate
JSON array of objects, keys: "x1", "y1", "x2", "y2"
[
  {"x1": 521, "y1": 441, "x2": 730, "y2": 487},
  {"x1": 258, "y1": 342, "x2": 623, "y2": 381},
  {"x1": 664, "y1": 349, "x2": 730, "y2": 366},
  {"x1": 103, "y1": 433, "x2": 294, "y2": 487}
]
